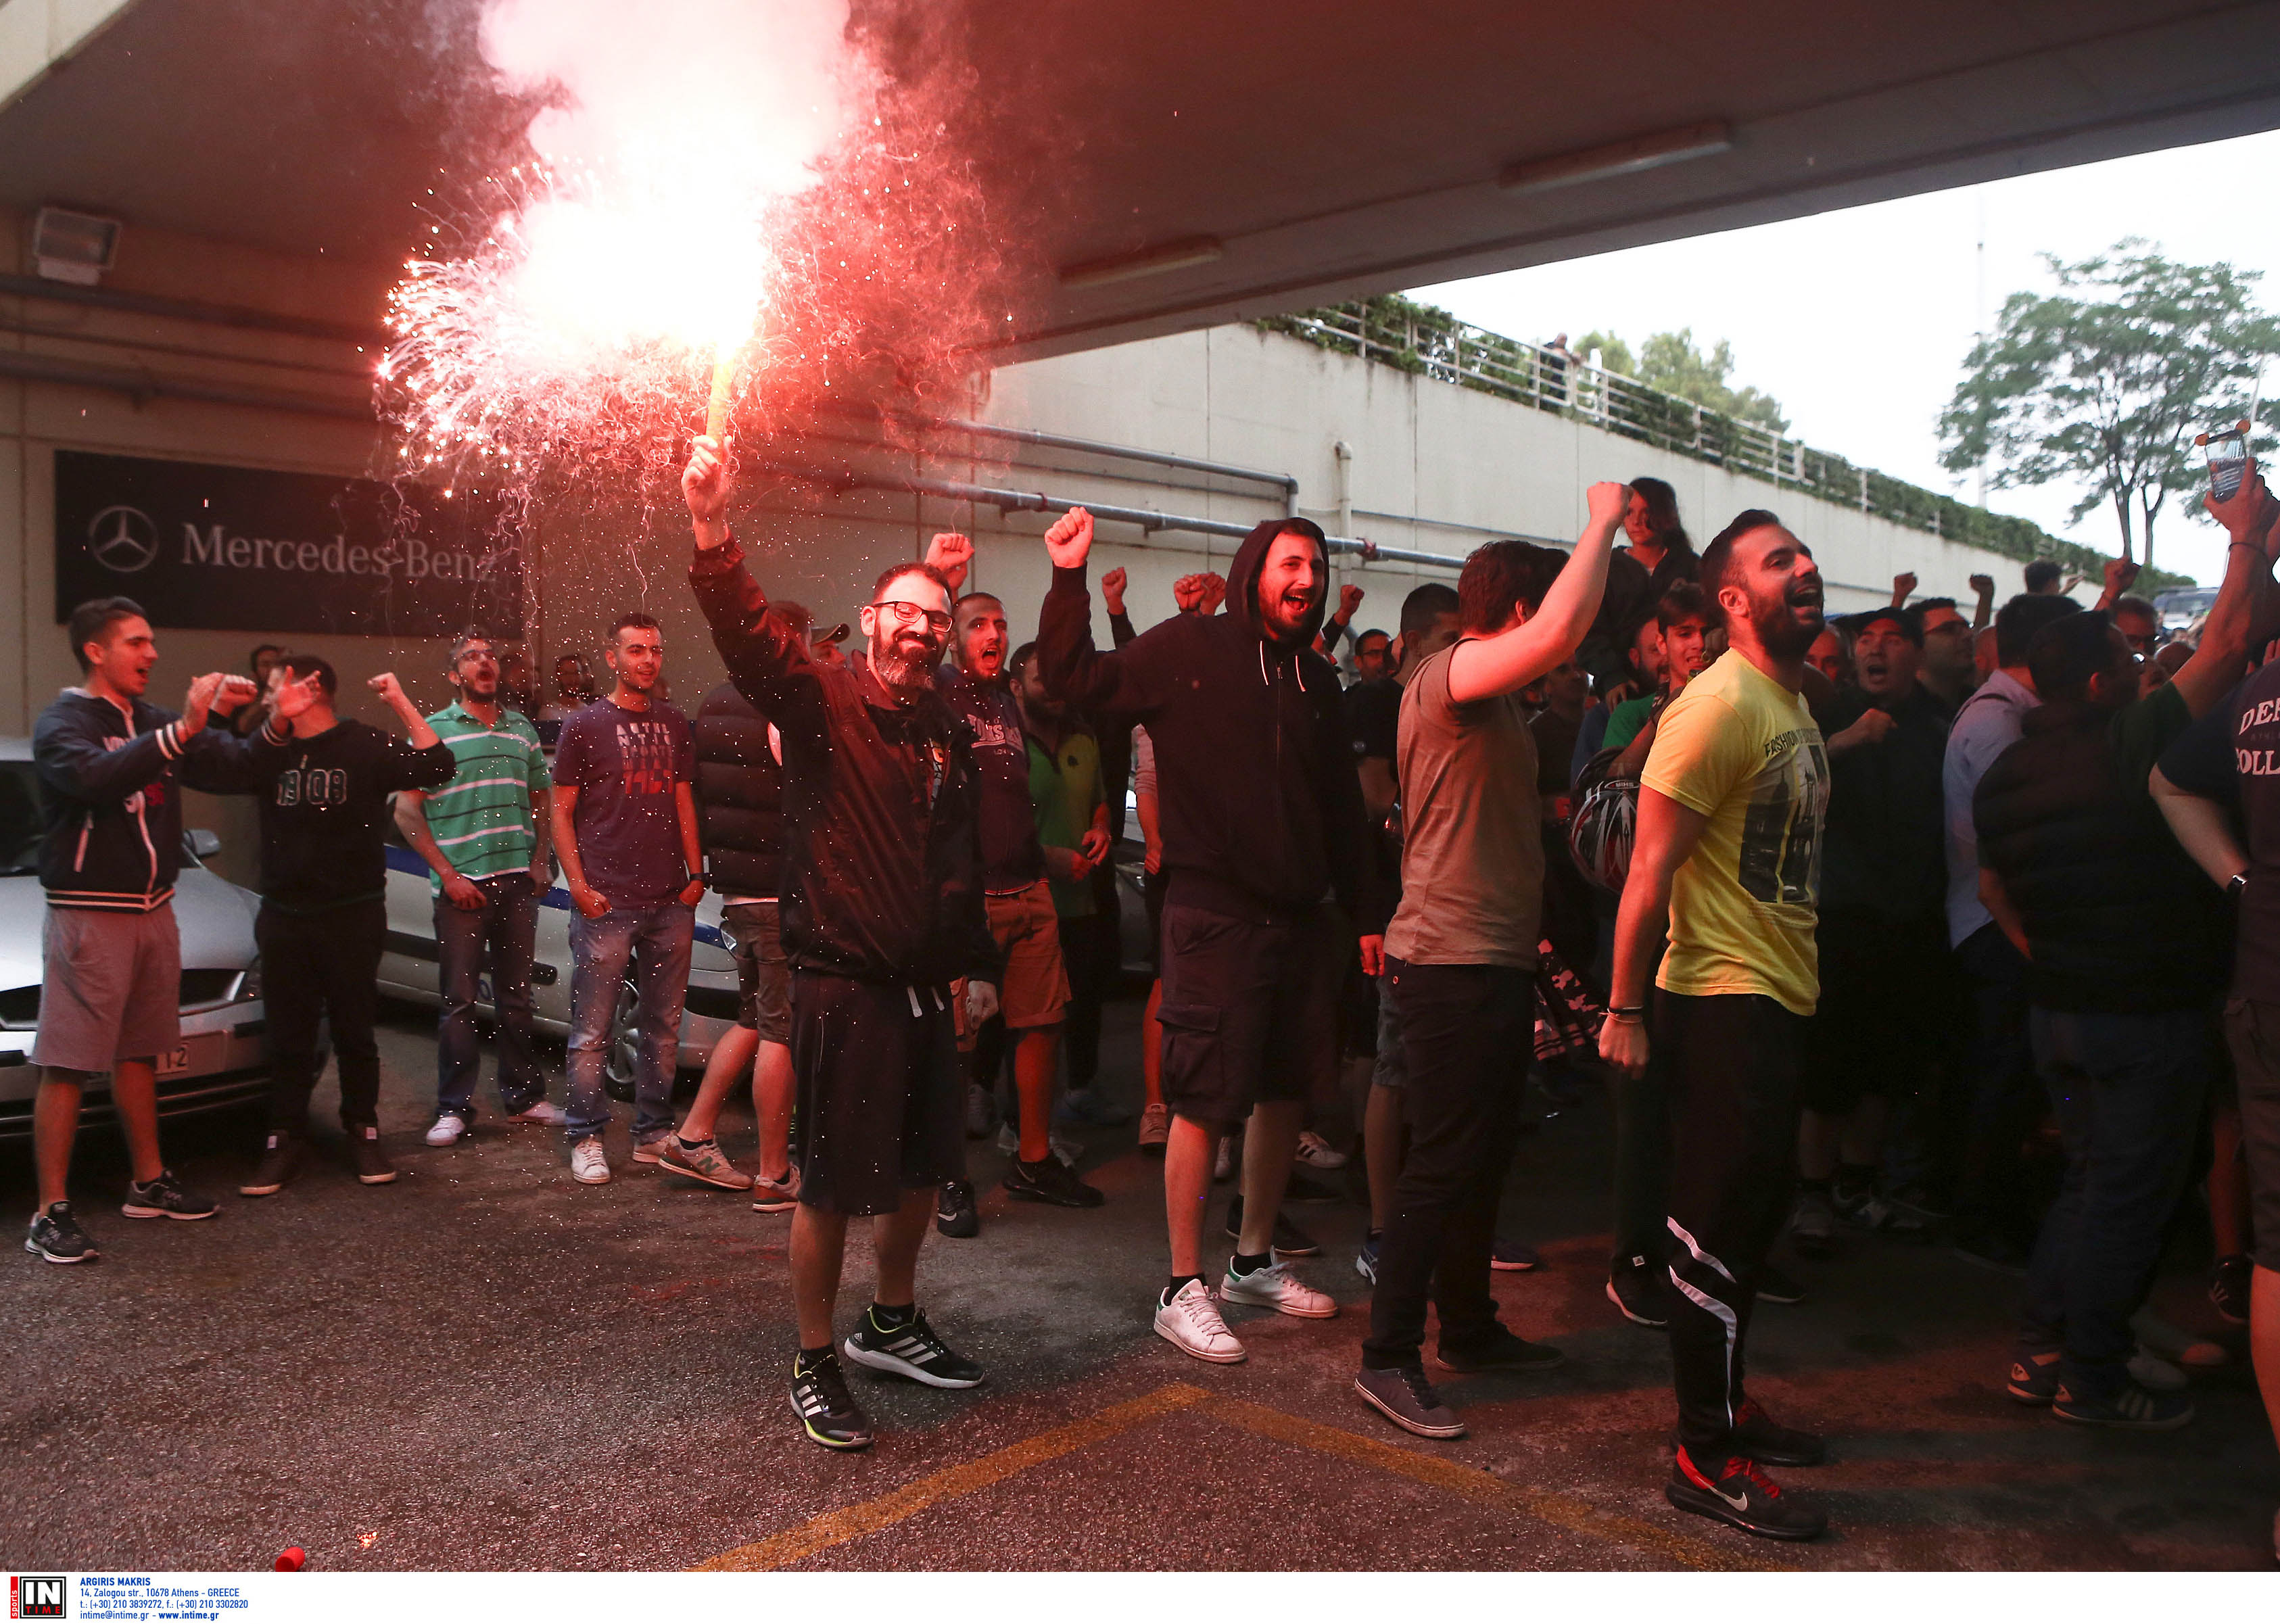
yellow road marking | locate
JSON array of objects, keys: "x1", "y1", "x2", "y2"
[
  {"x1": 694, "y1": 1383, "x2": 1208, "y2": 1572},
  {"x1": 696, "y1": 1380, "x2": 1790, "y2": 1573}
]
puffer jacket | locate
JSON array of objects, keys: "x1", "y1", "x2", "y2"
[{"x1": 692, "y1": 679, "x2": 784, "y2": 900}]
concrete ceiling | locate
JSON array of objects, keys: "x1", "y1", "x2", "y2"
[{"x1": 5, "y1": 0, "x2": 2280, "y2": 360}]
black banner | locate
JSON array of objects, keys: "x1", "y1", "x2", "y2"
[{"x1": 53, "y1": 450, "x2": 523, "y2": 637}]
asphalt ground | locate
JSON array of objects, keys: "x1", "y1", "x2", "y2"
[{"x1": 4, "y1": 990, "x2": 2275, "y2": 1572}]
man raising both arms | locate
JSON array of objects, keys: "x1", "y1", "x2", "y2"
[
  {"x1": 1600, "y1": 509, "x2": 1833, "y2": 1542},
  {"x1": 684, "y1": 435, "x2": 998, "y2": 1452},
  {"x1": 1038, "y1": 506, "x2": 1384, "y2": 1363}
]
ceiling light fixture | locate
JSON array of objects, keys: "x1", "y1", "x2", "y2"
[
  {"x1": 1498, "y1": 120, "x2": 1732, "y2": 196},
  {"x1": 1059, "y1": 235, "x2": 1225, "y2": 290},
  {"x1": 32, "y1": 206, "x2": 122, "y2": 286}
]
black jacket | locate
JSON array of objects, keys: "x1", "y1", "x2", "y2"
[
  {"x1": 1973, "y1": 694, "x2": 2226, "y2": 1012},
  {"x1": 1037, "y1": 520, "x2": 1385, "y2": 930},
  {"x1": 1576, "y1": 546, "x2": 1700, "y2": 691},
  {"x1": 33, "y1": 688, "x2": 241, "y2": 911},
  {"x1": 692, "y1": 680, "x2": 784, "y2": 900},
  {"x1": 690, "y1": 538, "x2": 996, "y2": 986},
  {"x1": 1816, "y1": 684, "x2": 1949, "y2": 925}
]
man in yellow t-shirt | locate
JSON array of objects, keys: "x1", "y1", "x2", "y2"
[{"x1": 1600, "y1": 509, "x2": 1832, "y2": 1543}]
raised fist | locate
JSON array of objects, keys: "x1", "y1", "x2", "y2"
[
  {"x1": 925, "y1": 532, "x2": 975, "y2": 593},
  {"x1": 682, "y1": 434, "x2": 732, "y2": 531},
  {"x1": 1336, "y1": 583, "x2": 1364, "y2": 622},
  {"x1": 1891, "y1": 571, "x2": 1918, "y2": 603},
  {"x1": 1968, "y1": 573, "x2": 1996, "y2": 599},
  {"x1": 1585, "y1": 481, "x2": 1631, "y2": 527},
  {"x1": 1043, "y1": 507, "x2": 1094, "y2": 570},
  {"x1": 1100, "y1": 567, "x2": 1127, "y2": 615}
]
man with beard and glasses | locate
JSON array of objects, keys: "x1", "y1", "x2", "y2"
[
  {"x1": 550, "y1": 613, "x2": 705, "y2": 1185},
  {"x1": 1600, "y1": 509, "x2": 1833, "y2": 1541},
  {"x1": 919, "y1": 540, "x2": 1101, "y2": 1231},
  {"x1": 684, "y1": 435, "x2": 998, "y2": 1452},
  {"x1": 1038, "y1": 508, "x2": 1385, "y2": 1365},
  {"x1": 398, "y1": 629, "x2": 561, "y2": 1148},
  {"x1": 1790, "y1": 605, "x2": 1949, "y2": 1256}
]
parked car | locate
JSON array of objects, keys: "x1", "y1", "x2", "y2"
[
  {"x1": 2155, "y1": 586, "x2": 2218, "y2": 637},
  {"x1": 0, "y1": 739, "x2": 272, "y2": 1143},
  {"x1": 375, "y1": 808, "x2": 742, "y2": 1098}
]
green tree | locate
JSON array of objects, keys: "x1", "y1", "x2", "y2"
[
  {"x1": 1635, "y1": 329, "x2": 1789, "y2": 432},
  {"x1": 1939, "y1": 240, "x2": 2280, "y2": 570},
  {"x1": 1575, "y1": 330, "x2": 1634, "y2": 378}
]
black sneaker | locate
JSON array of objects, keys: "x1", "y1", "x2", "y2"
[
  {"x1": 842, "y1": 1306, "x2": 985, "y2": 1389},
  {"x1": 239, "y1": 1132, "x2": 303, "y2": 1198},
  {"x1": 789, "y1": 1350, "x2": 873, "y2": 1451},
  {"x1": 1282, "y1": 1169, "x2": 1343, "y2": 1206},
  {"x1": 1667, "y1": 1448, "x2": 1828, "y2": 1541},
  {"x1": 25, "y1": 1202, "x2": 98, "y2": 1264},
  {"x1": 2211, "y1": 1254, "x2": 2252, "y2": 1327},
  {"x1": 2006, "y1": 1348, "x2": 2061, "y2": 1406},
  {"x1": 1003, "y1": 1153, "x2": 1106, "y2": 1208},
  {"x1": 1490, "y1": 1241, "x2": 1542, "y2": 1272},
  {"x1": 2051, "y1": 1379, "x2": 2195, "y2": 1431},
  {"x1": 1223, "y1": 1194, "x2": 1321, "y2": 1257},
  {"x1": 1731, "y1": 1397, "x2": 1826, "y2": 1466},
  {"x1": 1435, "y1": 1325, "x2": 1565, "y2": 1374},
  {"x1": 1354, "y1": 1364, "x2": 1466, "y2": 1439},
  {"x1": 1953, "y1": 1229, "x2": 2032, "y2": 1274},
  {"x1": 1607, "y1": 1257, "x2": 1672, "y2": 1329},
  {"x1": 348, "y1": 1125, "x2": 398, "y2": 1185},
  {"x1": 121, "y1": 1170, "x2": 218, "y2": 1221},
  {"x1": 1755, "y1": 1264, "x2": 1805, "y2": 1306},
  {"x1": 935, "y1": 1179, "x2": 979, "y2": 1239}
]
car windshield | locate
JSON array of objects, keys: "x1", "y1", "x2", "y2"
[{"x1": 0, "y1": 762, "x2": 42, "y2": 876}]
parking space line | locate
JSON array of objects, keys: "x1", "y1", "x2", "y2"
[
  {"x1": 694, "y1": 1379, "x2": 1788, "y2": 1573},
  {"x1": 693, "y1": 1383, "x2": 1210, "y2": 1571}
]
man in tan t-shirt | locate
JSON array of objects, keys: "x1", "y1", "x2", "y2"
[{"x1": 1350, "y1": 482, "x2": 1626, "y2": 1443}]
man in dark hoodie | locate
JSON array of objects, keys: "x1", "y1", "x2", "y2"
[
  {"x1": 683, "y1": 433, "x2": 999, "y2": 1454},
  {"x1": 26, "y1": 598, "x2": 256, "y2": 1264},
  {"x1": 1036, "y1": 506, "x2": 1385, "y2": 1364}
]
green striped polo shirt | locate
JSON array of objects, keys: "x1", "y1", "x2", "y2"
[{"x1": 421, "y1": 702, "x2": 551, "y2": 890}]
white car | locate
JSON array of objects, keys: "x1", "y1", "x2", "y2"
[
  {"x1": 0, "y1": 739, "x2": 271, "y2": 1143},
  {"x1": 374, "y1": 810, "x2": 742, "y2": 1099}
]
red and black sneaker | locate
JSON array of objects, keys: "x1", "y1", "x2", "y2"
[
  {"x1": 1730, "y1": 1397, "x2": 1826, "y2": 1466},
  {"x1": 1666, "y1": 1447, "x2": 1828, "y2": 1541}
]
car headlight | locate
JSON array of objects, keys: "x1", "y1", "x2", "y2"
[{"x1": 233, "y1": 959, "x2": 262, "y2": 1003}]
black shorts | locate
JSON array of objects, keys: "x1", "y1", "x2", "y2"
[
  {"x1": 1803, "y1": 912, "x2": 1951, "y2": 1114},
  {"x1": 1156, "y1": 898, "x2": 1339, "y2": 1126},
  {"x1": 789, "y1": 971, "x2": 964, "y2": 1216}
]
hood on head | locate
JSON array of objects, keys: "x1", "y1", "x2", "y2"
[{"x1": 1227, "y1": 519, "x2": 1329, "y2": 648}]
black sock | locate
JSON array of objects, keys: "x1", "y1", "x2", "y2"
[
  {"x1": 677, "y1": 1134, "x2": 709, "y2": 1151},
  {"x1": 1164, "y1": 1274, "x2": 1203, "y2": 1304},
  {"x1": 1232, "y1": 1249, "x2": 1272, "y2": 1275},
  {"x1": 796, "y1": 1343, "x2": 834, "y2": 1370},
  {"x1": 870, "y1": 1301, "x2": 916, "y2": 1331}
]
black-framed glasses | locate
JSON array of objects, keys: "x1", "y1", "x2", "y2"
[{"x1": 870, "y1": 600, "x2": 951, "y2": 633}]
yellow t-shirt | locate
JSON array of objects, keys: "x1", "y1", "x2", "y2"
[{"x1": 1640, "y1": 649, "x2": 1828, "y2": 1016}]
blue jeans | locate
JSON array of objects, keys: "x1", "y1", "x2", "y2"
[
  {"x1": 2020, "y1": 1006, "x2": 2212, "y2": 1399},
  {"x1": 565, "y1": 901, "x2": 693, "y2": 1145},
  {"x1": 434, "y1": 875, "x2": 547, "y2": 1122}
]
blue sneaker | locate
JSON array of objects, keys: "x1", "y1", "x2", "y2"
[{"x1": 1356, "y1": 1228, "x2": 1382, "y2": 1285}]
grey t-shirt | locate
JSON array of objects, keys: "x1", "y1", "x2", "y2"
[
  {"x1": 552, "y1": 698, "x2": 695, "y2": 905},
  {"x1": 1384, "y1": 642, "x2": 1543, "y2": 968}
]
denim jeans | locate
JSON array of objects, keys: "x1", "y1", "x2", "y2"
[
  {"x1": 2020, "y1": 1005, "x2": 2212, "y2": 1400},
  {"x1": 1953, "y1": 924, "x2": 2041, "y2": 1245},
  {"x1": 434, "y1": 874, "x2": 548, "y2": 1122},
  {"x1": 565, "y1": 901, "x2": 694, "y2": 1145}
]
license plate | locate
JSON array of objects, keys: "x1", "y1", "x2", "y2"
[{"x1": 156, "y1": 1045, "x2": 191, "y2": 1077}]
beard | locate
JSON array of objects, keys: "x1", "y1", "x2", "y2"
[
  {"x1": 1259, "y1": 591, "x2": 1319, "y2": 645},
  {"x1": 870, "y1": 630, "x2": 939, "y2": 698},
  {"x1": 1751, "y1": 585, "x2": 1824, "y2": 659}
]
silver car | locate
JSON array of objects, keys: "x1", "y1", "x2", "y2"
[
  {"x1": 0, "y1": 739, "x2": 271, "y2": 1143},
  {"x1": 373, "y1": 809, "x2": 742, "y2": 1097}
]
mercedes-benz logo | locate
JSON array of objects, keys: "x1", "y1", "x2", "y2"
[{"x1": 87, "y1": 504, "x2": 159, "y2": 574}]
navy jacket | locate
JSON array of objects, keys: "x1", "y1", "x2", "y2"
[{"x1": 33, "y1": 687, "x2": 241, "y2": 911}]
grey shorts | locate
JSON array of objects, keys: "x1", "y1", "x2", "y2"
[
  {"x1": 723, "y1": 901, "x2": 790, "y2": 1046},
  {"x1": 2222, "y1": 997, "x2": 2280, "y2": 1273},
  {"x1": 31, "y1": 903, "x2": 182, "y2": 1074}
]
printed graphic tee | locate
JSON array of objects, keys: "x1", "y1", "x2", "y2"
[
  {"x1": 1641, "y1": 648, "x2": 1828, "y2": 1015},
  {"x1": 552, "y1": 697, "x2": 695, "y2": 906},
  {"x1": 2158, "y1": 668, "x2": 2280, "y2": 1003}
]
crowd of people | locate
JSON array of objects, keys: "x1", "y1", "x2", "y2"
[{"x1": 20, "y1": 436, "x2": 2279, "y2": 1555}]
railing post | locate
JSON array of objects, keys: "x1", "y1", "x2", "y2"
[{"x1": 1858, "y1": 468, "x2": 1870, "y2": 512}]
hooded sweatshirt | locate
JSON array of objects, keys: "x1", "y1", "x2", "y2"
[{"x1": 1037, "y1": 520, "x2": 1385, "y2": 930}]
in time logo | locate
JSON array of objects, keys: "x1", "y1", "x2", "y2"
[{"x1": 9, "y1": 1575, "x2": 67, "y2": 1618}]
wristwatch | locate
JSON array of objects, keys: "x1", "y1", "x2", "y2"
[{"x1": 2228, "y1": 871, "x2": 2250, "y2": 899}]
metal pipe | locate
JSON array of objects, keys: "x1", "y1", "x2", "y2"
[
  {"x1": 0, "y1": 272, "x2": 383, "y2": 347},
  {"x1": 736, "y1": 454, "x2": 1459, "y2": 570},
  {"x1": 0, "y1": 349, "x2": 375, "y2": 421}
]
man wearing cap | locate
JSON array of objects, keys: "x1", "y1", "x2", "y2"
[{"x1": 1792, "y1": 604, "x2": 1950, "y2": 1256}]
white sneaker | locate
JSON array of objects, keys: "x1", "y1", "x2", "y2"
[
  {"x1": 425, "y1": 1114, "x2": 467, "y2": 1147},
  {"x1": 1221, "y1": 1253, "x2": 1338, "y2": 1319},
  {"x1": 2127, "y1": 1347, "x2": 2189, "y2": 1392},
  {"x1": 1050, "y1": 1130, "x2": 1082, "y2": 1169},
  {"x1": 995, "y1": 1122, "x2": 1019, "y2": 1157},
  {"x1": 1294, "y1": 1130, "x2": 1348, "y2": 1172},
  {"x1": 1154, "y1": 1279, "x2": 1245, "y2": 1364},
  {"x1": 570, "y1": 1139, "x2": 611, "y2": 1185},
  {"x1": 506, "y1": 1100, "x2": 565, "y2": 1127}
]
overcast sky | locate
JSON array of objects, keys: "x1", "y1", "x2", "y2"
[{"x1": 1414, "y1": 128, "x2": 2280, "y2": 588}]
